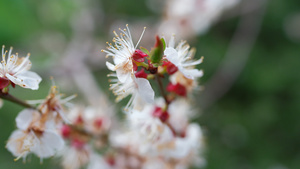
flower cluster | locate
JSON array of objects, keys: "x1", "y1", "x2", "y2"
[
  {"x1": 3, "y1": 24, "x2": 205, "y2": 169},
  {"x1": 103, "y1": 25, "x2": 205, "y2": 168},
  {"x1": 6, "y1": 86, "x2": 72, "y2": 162}
]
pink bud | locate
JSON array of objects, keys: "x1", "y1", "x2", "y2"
[
  {"x1": 71, "y1": 138, "x2": 85, "y2": 149},
  {"x1": 152, "y1": 107, "x2": 170, "y2": 122},
  {"x1": 61, "y1": 124, "x2": 71, "y2": 138},
  {"x1": 75, "y1": 116, "x2": 84, "y2": 125},
  {"x1": 159, "y1": 112, "x2": 169, "y2": 122},
  {"x1": 163, "y1": 61, "x2": 178, "y2": 75},
  {"x1": 0, "y1": 77, "x2": 10, "y2": 90},
  {"x1": 167, "y1": 82, "x2": 187, "y2": 97},
  {"x1": 135, "y1": 68, "x2": 148, "y2": 79},
  {"x1": 132, "y1": 49, "x2": 148, "y2": 62},
  {"x1": 106, "y1": 156, "x2": 116, "y2": 166},
  {"x1": 94, "y1": 118, "x2": 103, "y2": 129}
]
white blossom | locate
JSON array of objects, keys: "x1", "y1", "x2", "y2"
[
  {"x1": 60, "y1": 145, "x2": 92, "y2": 169},
  {"x1": 168, "y1": 99, "x2": 194, "y2": 134},
  {"x1": 164, "y1": 36, "x2": 203, "y2": 79},
  {"x1": 0, "y1": 46, "x2": 41, "y2": 90},
  {"x1": 109, "y1": 75, "x2": 154, "y2": 112},
  {"x1": 103, "y1": 24, "x2": 145, "y2": 83},
  {"x1": 6, "y1": 109, "x2": 64, "y2": 161},
  {"x1": 159, "y1": 0, "x2": 240, "y2": 37}
]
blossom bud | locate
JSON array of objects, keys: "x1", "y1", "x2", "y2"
[
  {"x1": 61, "y1": 124, "x2": 72, "y2": 138},
  {"x1": 152, "y1": 107, "x2": 170, "y2": 122},
  {"x1": 71, "y1": 139, "x2": 85, "y2": 149},
  {"x1": 132, "y1": 49, "x2": 148, "y2": 62},
  {"x1": 93, "y1": 118, "x2": 103, "y2": 129},
  {"x1": 167, "y1": 82, "x2": 187, "y2": 97},
  {"x1": 0, "y1": 77, "x2": 10, "y2": 90},
  {"x1": 135, "y1": 68, "x2": 148, "y2": 79},
  {"x1": 163, "y1": 61, "x2": 178, "y2": 75}
]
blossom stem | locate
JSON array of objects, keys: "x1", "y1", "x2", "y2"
[
  {"x1": 0, "y1": 92, "x2": 36, "y2": 110},
  {"x1": 155, "y1": 74, "x2": 169, "y2": 105},
  {"x1": 136, "y1": 61, "x2": 149, "y2": 69}
]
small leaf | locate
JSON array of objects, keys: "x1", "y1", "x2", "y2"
[
  {"x1": 161, "y1": 38, "x2": 166, "y2": 50},
  {"x1": 150, "y1": 36, "x2": 164, "y2": 63}
]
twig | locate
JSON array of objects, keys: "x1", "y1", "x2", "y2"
[
  {"x1": 156, "y1": 74, "x2": 169, "y2": 105},
  {"x1": 0, "y1": 92, "x2": 36, "y2": 110}
]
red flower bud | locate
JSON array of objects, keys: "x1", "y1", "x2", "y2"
[
  {"x1": 152, "y1": 107, "x2": 169, "y2": 122},
  {"x1": 94, "y1": 118, "x2": 103, "y2": 129},
  {"x1": 163, "y1": 61, "x2": 178, "y2": 75},
  {"x1": 0, "y1": 77, "x2": 10, "y2": 90},
  {"x1": 167, "y1": 82, "x2": 187, "y2": 97},
  {"x1": 71, "y1": 139, "x2": 85, "y2": 149},
  {"x1": 132, "y1": 49, "x2": 148, "y2": 62},
  {"x1": 135, "y1": 68, "x2": 148, "y2": 79},
  {"x1": 61, "y1": 124, "x2": 71, "y2": 138}
]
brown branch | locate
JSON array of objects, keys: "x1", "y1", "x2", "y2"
[{"x1": 0, "y1": 92, "x2": 36, "y2": 110}]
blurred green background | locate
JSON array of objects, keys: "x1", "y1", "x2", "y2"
[{"x1": 1, "y1": 0, "x2": 300, "y2": 169}]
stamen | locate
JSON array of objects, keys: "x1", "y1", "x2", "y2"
[{"x1": 135, "y1": 27, "x2": 146, "y2": 49}]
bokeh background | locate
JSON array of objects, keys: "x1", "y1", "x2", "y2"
[{"x1": 0, "y1": 0, "x2": 300, "y2": 168}]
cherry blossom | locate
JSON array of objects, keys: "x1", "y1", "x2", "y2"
[
  {"x1": 164, "y1": 36, "x2": 204, "y2": 80},
  {"x1": 0, "y1": 46, "x2": 41, "y2": 90}
]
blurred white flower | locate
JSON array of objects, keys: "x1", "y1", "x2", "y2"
[
  {"x1": 159, "y1": 0, "x2": 240, "y2": 37},
  {"x1": 38, "y1": 86, "x2": 76, "y2": 124},
  {"x1": 67, "y1": 106, "x2": 112, "y2": 135},
  {"x1": 109, "y1": 75, "x2": 154, "y2": 112},
  {"x1": 164, "y1": 36, "x2": 203, "y2": 79},
  {"x1": 0, "y1": 46, "x2": 41, "y2": 90},
  {"x1": 87, "y1": 154, "x2": 111, "y2": 169},
  {"x1": 168, "y1": 99, "x2": 194, "y2": 135},
  {"x1": 6, "y1": 109, "x2": 64, "y2": 161},
  {"x1": 60, "y1": 144, "x2": 92, "y2": 169},
  {"x1": 169, "y1": 71, "x2": 201, "y2": 92}
]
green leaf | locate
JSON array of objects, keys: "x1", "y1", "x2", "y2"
[
  {"x1": 161, "y1": 38, "x2": 166, "y2": 50},
  {"x1": 150, "y1": 36, "x2": 164, "y2": 63}
]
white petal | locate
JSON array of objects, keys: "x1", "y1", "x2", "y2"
[
  {"x1": 180, "y1": 68, "x2": 203, "y2": 79},
  {"x1": 88, "y1": 154, "x2": 110, "y2": 169},
  {"x1": 136, "y1": 78, "x2": 155, "y2": 104},
  {"x1": 16, "y1": 109, "x2": 36, "y2": 130},
  {"x1": 6, "y1": 71, "x2": 42, "y2": 90},
  {"x1": 6, "y1": 130, "x2": 27, "y2": 157},
  {"x1": 106, "y1": 61, "x2": 115, "y2": 71},
  {"x1": 116, "y1": 69, "x2": 131, "y2": 83},
  {"x1": 32, "y1": 130, "x2": 64, "y2": 158},
  {"x1": 168, "y1": 36, "x2": 176, "y2": 48},
  {"x1": 165, "y1": 47, "x2": 180, "y2": 66}
]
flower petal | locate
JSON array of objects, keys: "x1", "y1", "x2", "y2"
[
  {"x1": 16, "y1": 109, "x2": 36, "y2": 130},
  {"x1": 32, "y1": 130, "x2": 64, "y2": 158},
  {"x1": 6, "y1": 71, "x2": 42, "y2": 90},
  {"x1": 165, "y1": 47, "x2": 180, "y2": 66},
  {"x1": 136, "y1": 78, "x2": 154, "y2": 103}
]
